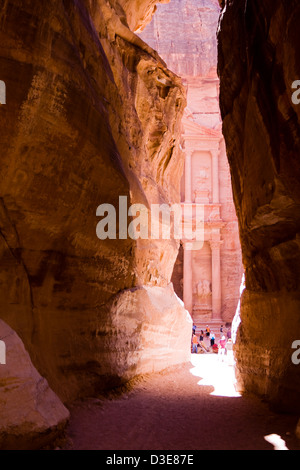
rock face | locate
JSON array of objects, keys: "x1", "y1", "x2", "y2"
[
  {"x1": 139, "y1": 0, "x2": 220, "y2": 78},
  {"x1": 104, "y1": 284, "x2": 191, "y2": 382},
  {"x1": 0, "y1": 0, "x2": 191, "y2": 418},
  {"x1": 218, "y1": 0, "x2": 300, "y2": 412},
  {"x1": 0, "y1": 320, "x2": 69, "y2": 450}
]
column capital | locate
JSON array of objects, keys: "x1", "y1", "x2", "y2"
[
  {"x1": 182, "y1": 241, "x2": 194, "y2": 251},
  {"x1": 185, "y1": 149, "x2": 194, "y2": 158},
  {"x1": 210, "y1": 148, "x2": 220, "y2": 159},
  {"x1": 209, "y1": 239, "x2": 223, "y2": 250}
]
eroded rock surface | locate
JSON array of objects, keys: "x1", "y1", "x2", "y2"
[
  {"x1": 0, "y1": 320, "x2": 69, "y2": 450},
  {"x1": 218, "y1": 0, "x2": 300, "y2": 412},
  {"x1": 0, "y1": 0, "x2": 191, "y2": 418}
]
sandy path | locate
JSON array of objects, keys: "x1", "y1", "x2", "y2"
[{"x1": 65, "y1": 354, "x2": 300, "y2": 451}]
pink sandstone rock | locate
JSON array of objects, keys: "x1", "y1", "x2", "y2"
[
  {"x1": 104, "y1": 284, "x2": 192, "y2": 381},
  {"x1": 0, "y1": 320, "x2": 69, "y2": 450}
]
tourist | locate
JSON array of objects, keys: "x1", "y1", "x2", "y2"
[
  {"x1": 220, "y1": 324, "x2": 223, "y2": 335},
  {"x1": 227, "y1": 327, "x2": 232, "y2": 340},
  {"x1": 218, "y1": 335, "x2": 227, "y2": 362},
  {"x1": 191, "y1": 323, "x2": 197, "y2": 343},
  {"x1": 210, "y1": 331, "x2": 215, "y2": 347},
  {"x1": 192, "y1": 333, "x2": 198, "y2": 354},
  {"x1": 205, "y1": 325, "x2": 210, "y2": 337},
  {"x1": 199, "y1": 330, "x2": 208, "y2": 352}
]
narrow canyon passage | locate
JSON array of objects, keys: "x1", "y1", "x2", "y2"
[
  {"x1": 1, "y1": 0, "x2": 300, "y2": 451},
  {"x1": 65, "y1": 355, "x2": 300, "y2": 451}
]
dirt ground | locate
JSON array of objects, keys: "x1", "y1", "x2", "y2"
[{"x1": 64, "y1": 354, "x2": 300, "y2": 451}]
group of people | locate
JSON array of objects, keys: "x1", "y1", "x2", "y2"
[{"x1": 191, "y1": 323, "x2": 233, "y2": 362}]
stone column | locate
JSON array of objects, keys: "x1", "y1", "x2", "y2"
[
  {"x1": 211, "y1": 149, "x2": 220, "y2": 204},
  {"x1": 183, "y1": 242, "x2": 193, "y2": 315},
  {"x1": 185, "y1": 150, "x2": 192, "y2": 203},
  {"x1": 210, "y1": 239, "x2": 222, "y2": 320}
]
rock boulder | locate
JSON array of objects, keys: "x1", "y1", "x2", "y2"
[{"x1": 0, "y1": 320, "x2": 69, "y2": 450}]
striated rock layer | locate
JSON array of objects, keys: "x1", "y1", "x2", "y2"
[
  {"x1": 0, "y1": 0, "x2": 191, "y2": 426},
  {"x1": 0, "y1": 320, "x2": 69, "y2": 450},
  {"x1": 218, "y1": 0, "x2": 300, "y2": 412}
]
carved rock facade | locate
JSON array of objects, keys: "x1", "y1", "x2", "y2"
[{"x1": 140, "y1": 0, "x2": 243, "y2": 326}]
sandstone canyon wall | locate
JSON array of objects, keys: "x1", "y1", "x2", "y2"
[
  {"x1": 0, "y1": 0, "x2": 192, "y2": 446},
  {"x1": 218, "y1": 0, "x2": 300, "y2": 412}
]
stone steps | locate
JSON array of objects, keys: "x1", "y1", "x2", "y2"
[{"x1": 194, "y1": 319, "x2": 232, "y2": 342}]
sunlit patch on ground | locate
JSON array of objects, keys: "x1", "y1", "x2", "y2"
[
  {"x1": 264, "y1": 434, "x2": 289, "y2": 450},
  {"x1": 190, "y1": 353, "x2": 242, "y2": 398}
]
